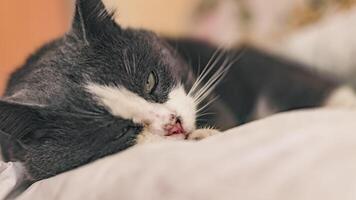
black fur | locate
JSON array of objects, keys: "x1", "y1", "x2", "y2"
[
  {"x1": 0, "y1": 0, "x2": 341, "y2": 182},
  {"x1": 1, "y1": 0, "x2": 192, "y2": 181},
  {"x1": 169, "y1": 39, "x2": 339, "y2": 125}
]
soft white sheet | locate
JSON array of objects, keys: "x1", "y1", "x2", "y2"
[
  {"x1": 1, "y1": 109, "x2": 356, "y2": 200},
  {"x1": 0, "y1": 162, "x2": 24, "y2": 199}
]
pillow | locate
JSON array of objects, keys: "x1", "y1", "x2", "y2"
[{"x1": 2, "y1": 109, "x2": 356, "y2": 200}]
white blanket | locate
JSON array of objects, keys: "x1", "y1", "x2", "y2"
[{"x1": 1, "y1": 109, "x2": 356, "y2": 200}]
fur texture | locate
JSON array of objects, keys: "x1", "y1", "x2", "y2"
[
  {"x1": 0, "y1": 0, "x2": 351, "y2": 183},
  {"x1": 0, "y1": 0, "x2": 196, "y2": 181}
]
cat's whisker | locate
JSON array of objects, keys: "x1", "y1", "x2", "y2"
[
  {"x1": 193, "y1": 55, "x2": 231, "y2": 104},
  {"x1": 123, "y1": 50, "x2": 132, "y2": 75},
  {"x1": 191, "y1": 50, "x2": 232, "y2": 102},
  {"x1": 190, "y1": 43, "x2": 229, "y2": 96},
  {"x1": 189, "y1": 51, "x2": 225, "y2": 98},
  {"x1": 192, "y1": 52, "x2": 244, "y2": 117},
  {"x1": 196, "y1": 96, "x2": 219, "y2": 114},
  {"x1": 188, "y1": 48, "x2": 225, "y2": 97},
  {"x1": 193, "y1": 51, "x2": 244, "y2": 106},
  {"x1": 132, "y1": 54, "x2": 137, "y2": 74},
  {"x1": 196, "y1": 112, "x2": 216, "y2": 118},
  {"x1": 196, "y1": 118, "x2": 209, "y2": 122}
]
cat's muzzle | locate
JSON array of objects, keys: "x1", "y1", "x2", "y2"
[{"x1": 164, "y1": 116, "x2": 186, "y2": 137}]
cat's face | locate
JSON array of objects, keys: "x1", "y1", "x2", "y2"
[
  {"x1": 0, "y1": 0, "x2": 197, "y2": 181},
  {"x1": 83, "y1": 30, "x2": 197, "y2": 139}
]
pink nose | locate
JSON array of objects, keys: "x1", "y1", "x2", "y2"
[{"x1": 165, "y1": 119, "x2": 185, "y2": 136}]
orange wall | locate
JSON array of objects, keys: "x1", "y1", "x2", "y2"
[
  {"x1": 0, "y1": 0, "x2": 196, "y2": 95},
  {"x1": 113, "y1": 0, "x2": 200, "y2": 36},
  {"x1": 0, "y1": 0, "x2": 72, "y2": 95}
]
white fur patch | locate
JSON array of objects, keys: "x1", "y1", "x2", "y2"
[
  {"x1": 324, "y1": 86, "x2": 356, "y2": 108},
  {"x1": 165, "y1": 86, "x2": 196, "y2": 134},
  {"x1": 86, "y1": 84, "x2": 196, "y2": 138}
]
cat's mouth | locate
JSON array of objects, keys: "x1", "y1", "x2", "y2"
[{"x1": 164, "y1": 118, "x2": 187, "y2": 137}]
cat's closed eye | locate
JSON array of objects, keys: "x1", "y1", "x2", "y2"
[{"x1": 145, "y1": 71, "x2": 158, "y2": 94}]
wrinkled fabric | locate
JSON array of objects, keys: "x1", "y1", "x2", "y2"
[
  {"x1": 1, "y1": 109, "x2": 356, "y2": 200},
  {"x1": 0, "y1": 162, "x2": 24, "y2": 199}
]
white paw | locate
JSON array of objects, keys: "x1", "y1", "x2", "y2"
[
  {"x1": 324, "y1": 86, "x2": 356, "y2": 108},
  {"x1": 136, "y1": 130, "x2": 186, "y2": 144},
  {"x1": 187, "y1": 128, "x2": 220, "y2": 141},
  {"x1": 136, "y1": 130, "x2": 166, "y2": 144}
]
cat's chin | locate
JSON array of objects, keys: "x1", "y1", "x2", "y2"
[
  {"x1": 136, "y1": 130, "x2": 187, "y2": 144},
  {"x1": 136, "y1": 128, "x2": 220, "y2": 144}
]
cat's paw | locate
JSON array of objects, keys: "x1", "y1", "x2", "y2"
[
  {"x1": 324, "y1": 86, "x2": 356, "y2": 108},
  {"x1": 187, "y1": 128, "x2": 220, "y2": 141},
  {"x1": 136, "y1": 130, "x2": 186, "y2": 144},
  {"x1": 136, "y1": 130, "x2": 166, "y2": 144}
]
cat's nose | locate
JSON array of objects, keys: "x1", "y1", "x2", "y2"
[{"x1": 165, "y1": 116, "x2": 185, "y2": 136}]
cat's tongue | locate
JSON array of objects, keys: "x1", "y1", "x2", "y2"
[{"x1": 165, "y1": 122, "x2": 185, "y2": 137}]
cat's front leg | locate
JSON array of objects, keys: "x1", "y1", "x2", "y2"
[
  {"x1": 136, "y1": 130, "x2": 167, "y2": 144},
  {"x1": 187, "y1": 128, "x2": 220, "y2": 141}
]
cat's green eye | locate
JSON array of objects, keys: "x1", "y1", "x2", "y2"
[{"x1": 145, "y1": 72, "x2": 157, "y2": 94}]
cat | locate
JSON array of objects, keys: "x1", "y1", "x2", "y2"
[{"x1": 0, "y1": 0, "x2": 355, "y2": 183}]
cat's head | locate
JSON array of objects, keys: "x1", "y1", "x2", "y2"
[{"x1": 0, "y1": 0, "x2": 197, "y2": 181}]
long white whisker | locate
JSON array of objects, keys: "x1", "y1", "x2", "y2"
[
  {"x1": 191, "y1": 50, "x2": 226, "y2": 96},
  {"x1": 123, "y1": 50, "x2": 131, "y2": 74},
  {"x1": 194, "y1": 56, "x2": 230, "y2": 104},
  {"x1": 194, "y1": 51, "x2": 244, "y2": 107},
  {"x1": 196, "y1": 112, "x2": 216, "y2": 118},
  {"x1": 132, "y1": 54, "x2": 137, "y2": 74},
  {"x1": 188, "y1": 48, "x2": 225, "y2": 96},
  {"x1": 197, "y1": 96, "x2": 219, "y2": 113}
]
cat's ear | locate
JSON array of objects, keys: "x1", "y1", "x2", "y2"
[
  {"x1": 72, "y1": 0, "x2": 120, "y2": 43},
  {"x1": 0, "y1": 101, "x2": 43, "y2": 161},
  {"x1": 0, "y1": 101, "x2": 43, "y2": 139}
]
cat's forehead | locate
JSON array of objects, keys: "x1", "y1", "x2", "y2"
[
  {"x1": 79, "y1": 29, "x2": 188, "y2": 84},
  {"x1": 103, "y1": 30, "x2": 178, "y2": 66},
  {"x1": 5, "y1": 27, "x2": 190, "y2": 107}
]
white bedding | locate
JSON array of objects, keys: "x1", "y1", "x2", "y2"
[{"x1": 1, "y1": 109, "x2": 356, "y2": 200}]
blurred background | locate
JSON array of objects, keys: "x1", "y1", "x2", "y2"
[{"x1": 1, "y1": 0, "x2": 356, "y2": 94}]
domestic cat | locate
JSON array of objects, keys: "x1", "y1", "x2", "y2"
[
  {"x1": 0, "y1": 0, "x2": 221, "y2": 182},
  {"x1": 0, "y1": 0, "x2": 355, "y2": 183}
]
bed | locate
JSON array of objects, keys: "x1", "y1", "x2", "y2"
[{"x1": 1, "y1": 109, "x2": 356, "y2": 200}]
